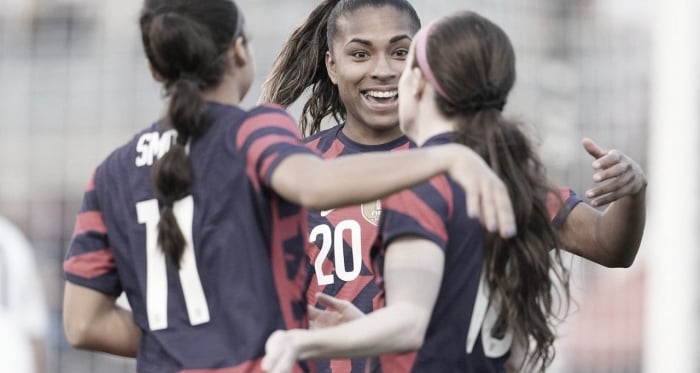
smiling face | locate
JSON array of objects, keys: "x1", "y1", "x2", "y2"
[{"x1": 325, "y1": 5, "x2": 419, "y2": 139}]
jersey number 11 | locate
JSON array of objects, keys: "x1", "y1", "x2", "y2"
[{"x1": 136, "y1": 197, "x2": 211, "y2": 331}]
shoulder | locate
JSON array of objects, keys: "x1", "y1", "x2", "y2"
[
  {"x1": 91, "y1": 121, "x2": 164, "y2": 187},
  {"x1": 238, "y1": 104, "x2": 300, "y2": 137},
  {"x1": 246, "y1": 104, "x2": 296, "y2": 122},
  {"x1": 386, "y1": 175, "x2": 455, "y2": 217},
  {"x1": 381, "y1": 175, "x2": 456, "y2": 243}
]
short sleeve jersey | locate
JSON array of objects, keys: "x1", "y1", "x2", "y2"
[
  {"x1": 370, "y1": 133, "x2": 582, "y2": 373},
  {"x1": 303, "y1": 125, "x2": 410, "y2": 373},
  {"x1": 64, "y1": 103, "x2": 316, "y2": 373}
]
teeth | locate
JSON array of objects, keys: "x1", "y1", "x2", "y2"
[{"x1": 365, "y1": 90, "x2": 398, "y2": 98}]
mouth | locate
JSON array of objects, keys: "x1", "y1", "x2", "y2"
[{"x1": 361, "y1": 89, "x2": 399, "y2": 109}]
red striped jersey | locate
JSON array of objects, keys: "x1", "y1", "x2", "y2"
[
  {"x1": 370, "y1": 133, "x2": 582, "y2": 373},
  {"x1": 303, "y1": 125, "x2": 410, "y2": 373},
  {"x1": 64, "y1": 103, "x2": 316, "y2": 373}
]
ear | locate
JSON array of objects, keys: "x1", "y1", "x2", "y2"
[
  {"x1": 325, "y1": 51, "x2": 339, "y2": 85},
  {"x1": 231, "y1": 36, "x2": 249, "y2": 67},
  {"x1": 409, "y1": 67, "x2": 427, "y2": 99}
]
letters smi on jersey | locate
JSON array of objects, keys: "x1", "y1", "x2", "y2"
[{"x1": 135, "y1": 130, "x2": 177, "y2": 167}]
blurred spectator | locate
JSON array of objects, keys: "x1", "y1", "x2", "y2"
[{"x1": 0, "y1": 216, "x2": 48, "y2": 373}]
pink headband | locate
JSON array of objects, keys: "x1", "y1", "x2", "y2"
[{"x1": 414, "y1": 21, "x2": 452, "y2": 103}]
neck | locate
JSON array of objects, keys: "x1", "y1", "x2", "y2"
[
  {"x1": 201, "y1": 75, "x2": 244, "y2": 106},
  {"x1": 341, "y1": 121, "x2": 404, "y2": 146},
  {"x1": 408, "y1": 109, "x2": 455, "y2": 147}
]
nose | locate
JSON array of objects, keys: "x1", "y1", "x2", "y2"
[{"x1": 370, "y1": 55, "x2": 398, "y2": 80}]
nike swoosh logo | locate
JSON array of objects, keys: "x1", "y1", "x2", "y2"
[{"x1": 320, "y1": 209, "x2": 335, "y2": 217}]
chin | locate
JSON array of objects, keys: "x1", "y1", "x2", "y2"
[{"x1": 365, "y1": 115, "x2": 400, "y2": 132}]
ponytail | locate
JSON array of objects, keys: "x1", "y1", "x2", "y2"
[
  {"x1": 140, "y1": 2, "x2": 234, "y2": 268},
  {"x1": 151, "y1": 77, "x2": 206, "y2": 268},
  {"x1": 414, "y1": 12, "x2": 571, "y2": 370},
  {"x1": 453, "y1": 111, "x2": 569, "y2": 372},
  {"x1": 260, "y1": 0, "x2": 343, "y2": 136}
]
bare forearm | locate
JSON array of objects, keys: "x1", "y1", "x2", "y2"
[
  {"x1": 293, "y1": 303, "x2": 428, "y2": 360},
  {"x1": 273, "y1": 145, "x2": 460, "y2": 211},
  {"x1": 571, "y1": 138, "x2": 648, "y2": 267},
  {"x1": 561, "y1": 186, "x2": 646, "y2": 267},
  {"x1": 595, "y1": 185, "x2": 646, "y2": 267},
  {"x1": 63, "y1": 283, "x2": 141, "y2": 357},
  {"x1": 68, "y1": 305, "x2": 140, "y2": 357}
]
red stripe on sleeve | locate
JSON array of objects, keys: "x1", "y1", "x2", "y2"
[
  {"x1": 236, "y1": 112, "x2": 300, "y2": 150},
  {"x1": 429, "y1": 175, "x2": 453, "y2": 219},
  {"x1": 63, "y1": 249, "x2": 115, "y2": 279},
  {"x1": 72, "y1": 211, "x2": 107, "y2": 237},
  {"x1": 384, "y1": 190, "x2": 448, "y2": 243},
  {"x1": 245, "y1": 135, "x2": 300, "y2": 188},
  {"x1": 258, "y1": 155, "x2": 278, "y2": 183},
  {"x1": 546, "y1": 188, "x2": 571, "y2": 222}
]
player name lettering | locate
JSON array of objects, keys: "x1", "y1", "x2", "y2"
[{"x1": 135, "y1": 130, "x2": 177, "y2": 167}]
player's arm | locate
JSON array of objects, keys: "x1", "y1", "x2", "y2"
[
  {"x1": 262, "y1": 236, "x2": 443, "y2": 372},
  {"x1": 559, "y1": 138, "x2": 646, "y2": 268},
  {"x1": 63, "y1": 282, "x2": 141, "y2": 357},
  {"x1": 270, "y1": 144, "x2": 516, "y2": 238}
]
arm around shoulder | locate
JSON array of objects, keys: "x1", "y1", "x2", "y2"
[{"x1": 270, "y1": 144, "x2": 516, "y2": 238}]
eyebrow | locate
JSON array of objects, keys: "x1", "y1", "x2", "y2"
[{"x1": 345, "y1": 34, "x2": 413, "y2": 47}]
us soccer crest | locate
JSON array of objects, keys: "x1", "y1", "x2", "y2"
[{"x1": 361, "y1": 200, "x2": 382, "y2": 225}]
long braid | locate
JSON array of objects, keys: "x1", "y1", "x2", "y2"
[{"x1": 140, "y1": 0, "x2": 240, "y2": 268}]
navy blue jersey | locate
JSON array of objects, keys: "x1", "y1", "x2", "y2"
[
  {"x1": 370, "y1": 133, "x2": 582, "y2": 373},
  {"x1": 304, "y1": 125, "x2": 410, "y2": 373},
  {"x1": 371, "y1": 133, "x2": 486, "y2": 372},
  {"x1": 64, "y1": 103, "x2": 316, "y2": 373}
]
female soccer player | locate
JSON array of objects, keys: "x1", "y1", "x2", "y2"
[
  {"x1": 60, "y1": 1, "x2": 516, "y2": 372},
  {"x1": 262, "y1": 10, "x2": 579, "y2": 372},
  {"x1": 260, "y1": 1, "x2": 646, "y2": 371}
]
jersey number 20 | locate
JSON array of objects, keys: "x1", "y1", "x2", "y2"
[{"x1": 310, "y1": 220, "x2": 363, "y2": 285}]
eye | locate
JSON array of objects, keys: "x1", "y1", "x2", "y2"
[
  {"x1": 393, "y1": 48, "x2": 409, "y2": 59},
  {"x1": 351, "y1": 51, "x2": 370, "y2": 59}
]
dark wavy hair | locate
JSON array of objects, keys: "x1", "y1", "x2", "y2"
[
  {"x1": 259, "y1": 0, "x2": 420, "y2": 136},
  {"x1": 417, "y1": 11, "x2": 570, "y2": 372},
  {"x1": 139, "y1": 0, "x2": 244, "y2": 268}
]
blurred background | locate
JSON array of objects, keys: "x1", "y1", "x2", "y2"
[{"x1": 0, "y1": 0, "x2": 697, "y2": 372}]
